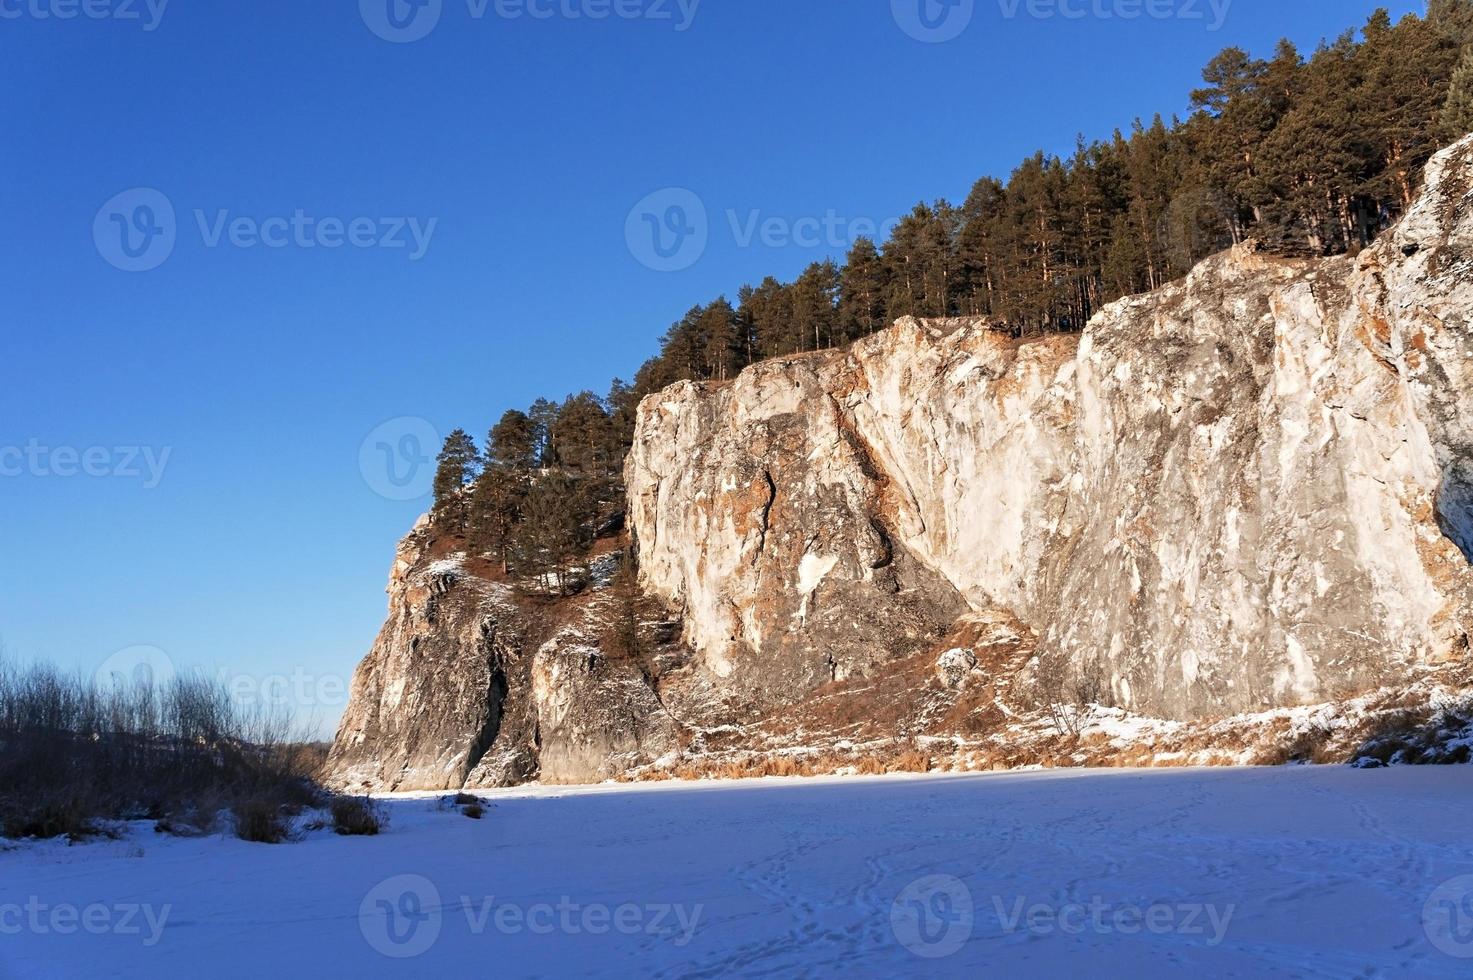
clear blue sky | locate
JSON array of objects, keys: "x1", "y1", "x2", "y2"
[{"x1": 0, "y1": 0, "x2": 1425, "y2": 735}]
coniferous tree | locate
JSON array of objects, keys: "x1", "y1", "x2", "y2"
[
  {"x1": 1359, "y1": 11, "x2": 1462, "y2": 215},
  {"x1": 838, "y1": 238, "x2": 890, "y2": 341},
  {"x1": 741, "y1": 277, "x2": 796, "y2": 359},
  {"x1": 1429, "y1": 0, "x2": 1473, "y2": 45},
  {"x1": 432, "y1": 429, "x2": 480, "y2": 533},
  {"x1": 487, "y1": 410, "x2": 537, "y2": 470},
  {"x1": 606, "y1": 378, "x2": 641, "y2": 456},
  {"x1": 1441, "y1": 47, "x2": 1473, "y2": 137},
  {"x1": 956, "y1": 178, "x2": 1005, "y2": 318},
  {"x1": 509, "y1": 473, "x2": 594, "y2": 594},
  {"x1": 527, "y1": 398, "x2": 559, "y2": 468},
  {"x1": 551, "y1": 392, "x2": 614, "y2": 477},
  {"x1": 697, "y1": 298, "x2": 743, "y2": 380},
  {"x1": 789, "y1": 261, "x2": 841, "y2": 352},
  {"x1": 469, "y1": 463, "x2": 525, "y2": 571}
]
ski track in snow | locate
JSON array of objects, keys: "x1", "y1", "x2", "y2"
[{"x1": 2, "y1": 767, "x2": 1472, "y2": 978}]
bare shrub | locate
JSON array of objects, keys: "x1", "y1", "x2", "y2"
[
  {"x1": 0, "y1": 657, "x2": 323, "y2": 841},
  {"x1": 231, "y1": 797, "x2": 290, "y2": 844},
  {"x1": 330, "y1": 796, "x2": 386, "y2": 836},
  {"x1": 889, "y1": 750, "x2": 933, "y2": 773}
]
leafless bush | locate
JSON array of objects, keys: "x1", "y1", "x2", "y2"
[
  {"x1": 0, "y1": 657, "x2": 322, "y2": 841},
  {"x1": 231, "y1": 796, "x2": 290, "y2": 844},
  {"x1": 330, "y1": 796, "x2": 386, "y2": 836}
]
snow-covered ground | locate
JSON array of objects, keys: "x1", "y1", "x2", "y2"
[{"x1": 4, "y1": 767, "x2": 1473, "y2": 978}]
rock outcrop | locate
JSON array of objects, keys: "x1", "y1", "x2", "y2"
[
  {"x1": 330, "y1": 138, "x2": 1473, "y2": 790},
  {"x1": 327, "y1": 525, "x2": 681, "y2": 791},
  {"x1": 627, "y1": 137, "x2": 1473, "y2": 722}
]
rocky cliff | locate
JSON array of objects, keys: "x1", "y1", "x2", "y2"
[
  {"x1": 329, "y1": 137, "x2": 1473, "y2": 790},
  {"x1": 627, "y1": 136, "x2": 1473, "y2": 722},
  {"x1": 327, "y1": 523, "x2": 683, "y2": 791}
]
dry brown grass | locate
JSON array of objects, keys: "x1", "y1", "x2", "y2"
[
  {"x1": 231, "y1": 796, "x2": 290, "y2": 844},
  {"x1": 329, "y1": 796, "x2": 386, "y2": 836}
]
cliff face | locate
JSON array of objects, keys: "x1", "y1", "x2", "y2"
[
  {"x1": 327, "y1": 524, "x2": 681, "y2": 792},
  {"x1": 627, "y1": 137, "x2": 1473, "y2": 722},
  {"x1": 330, "y1": 138, "x2": 1473, "y2": 790}
]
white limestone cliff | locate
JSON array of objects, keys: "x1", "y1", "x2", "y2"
[{"x1": 627, "y1": 137, "x2": 1473, "y2": 720}]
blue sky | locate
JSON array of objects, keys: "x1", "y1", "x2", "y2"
[{"x1": 0, "y1": 0, "x2": 1425, "y2": 734}]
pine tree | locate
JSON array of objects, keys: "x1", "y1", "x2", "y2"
[
  {"x1": 838, "y1": 238, "x2": 890, "y2": 340},
  {"x1": 1359, "y1": 11, "x2": 1462, "y2": 216},
  {"x1": 956, "y1": 178, "x2": 1005, "y2": 318},
  {"x1": 1259, "y1": 33, "x2": 1366, "y2": 253},
  {"x1": 551, "y1": 392, "x2": 614, "y2": 477},
  {"x1": 741, "y1": 277, "x2": 796, "y2": 358},
  {"x1": 468, "y1": 463, "x2": 525, "y2": 571},
  {"x1": 487, "y1": 410, "x2": 537, "y2": 470},
  {"x1": 606, "y1": 378, "x2": 641, "y2": 455},
  {"x1": 789, "y1": 261, "x2": 840, "y2": 352},
  {"x1": 527, "y1": 398, "x2": 558, "y2": 468},
  {"x1": 509, "y1": 473, "x2": 593, "y2": 594},
  {"x1": 432, "y1": 429, "x2": 480, "y2": 534},
  {"x1": 698, "y1": 298, "x2": 742, "y2": 380},
  {"x1": 1442, "y1": 47, "x2": 1473, "y2": 138},
  {"x1": 1428, "y1": 0, "x2": 1473, "y2": 45}
]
